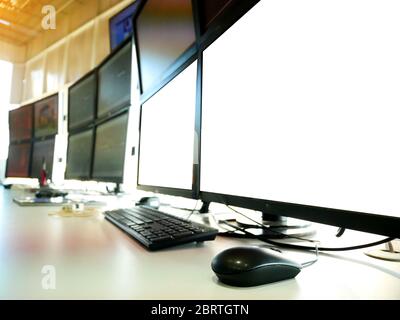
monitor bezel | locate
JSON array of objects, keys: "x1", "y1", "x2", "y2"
[
  {"x1": 197, "y1": 0, "x2": 400, "y2": 238},
  {"x1": 91, "y1": 108, "x2": 130, "y2": 184},
  {"x1": 67, "y1": 70, "x2": 97, "y2": 133},
  {"x1": 96, "y1": 38, "x2": 133, "y2": 121},
  {"x1": 109, "y1": 1, "x2": 141, "y2": 51}
]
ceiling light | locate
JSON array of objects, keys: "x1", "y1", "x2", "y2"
[{"x1": 0, "y1": 19, "x2": 11, "y2": 26}]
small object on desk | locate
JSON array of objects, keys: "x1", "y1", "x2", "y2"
[
  {"x1": 136, "y1": 196, "x2": 160, "y2": 209},
  {"x1": 211, "y1": 246, "x2": 301, "y2": 287},
  {"x1": 62, "y1": 202, "x2": 85, "y2": 213},
  {"x1": 50, "y1": 205, "x2": 99, "y2": 218},
  {"x1": 104, "y1": 206, "x2": 218, "y2": 250},
  {"x1": 35, "y1": 188, "x2": 68, "y2": 198}
]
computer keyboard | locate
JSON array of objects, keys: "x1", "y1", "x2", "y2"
[{"x1": 104, "y1": 206, "x2": 218, "y2": 250}]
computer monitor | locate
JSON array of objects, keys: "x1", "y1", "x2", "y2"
[
  {"x1": 31, "y1": 138, "x2": 55, "y2": 180},
  {"x1": 92, "y1": 111, "x2": 129, "y2": 183},
  {"x1": 68, "y1": 72, "x2": 96, "y2": 131},
  {"x1": 109, "y1": 2, "x2": 140, "y2": 50},
  {"x1": 135, "y1": 0, "x2": 196, "y2": 93},
  {"x1": 199, "y1": 0, "x2": 400, "y2": 237},
  {"x1": 9, "y1": 104, "x2": 33, "y2": 142},
  {"x1": 97, "y1": 40, "x2": 132, "y2": 119},
  {"x1": 137, "y1": 60, "x2": 197, "y2": 198},
  {"x1": 65, "y1": 129, "x2": 94, "y2": 180},
  {"x1": 34, "y1": 94, "x2": 58, "y2": 138},
  {"x1": 6, "y1": 143, "x2": 32, "y2": 178}
]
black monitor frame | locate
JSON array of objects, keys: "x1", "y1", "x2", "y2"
[
  {"x1": 67, "y1": 70, "x2": 97, "y2": 133},
  {"x1": 196, "y1": 0, "x2": 400, "y2": 238},
  {"x1": 96, "y1": 37, "x2": 133, "y2": 121},
  {"x1": 132, "y1": 0, "x2": 202, "y2": 200},
  {"x1": 136, "y1": 55, "x2": 199, "y2": 199}
]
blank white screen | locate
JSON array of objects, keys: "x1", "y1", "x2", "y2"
[
  {"x1": 138, "y1": 61, "x2": 197, "y2": 190},
  {"x1": 201, "y1": 0, "x2": 400, "y2": 217}
]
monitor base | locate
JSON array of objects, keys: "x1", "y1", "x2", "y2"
[
  {"x1": 365, "y1": 241, "x2": 400, "y2": 262},
  {"x1": 236, "y1": 211, "x2": 316, "y2": 239}
]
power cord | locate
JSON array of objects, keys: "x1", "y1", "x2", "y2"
[{"x1": 221, "y1": 206, "x2": 395, "y2": 251}]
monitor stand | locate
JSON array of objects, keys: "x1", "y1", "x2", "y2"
[
  {"x1": 365, "y1": 241, "x2": 400, "y2": 262},
  {"x1": 236, "y1": 211, "x2": 316, "y2": 239},
  {"x1": 106, "y1": 183, "x2": 123, "y2": 195}
]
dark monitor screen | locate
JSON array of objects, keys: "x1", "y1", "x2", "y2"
[
  {"x1": 6, "y1": 143, "x2": 31, "y2": 178},
  {"x1": 97, "y1": 41, "x2": 132, "y2": 118},
  {"x1": 109, "y1": 2, "x2": 140, "y2": 50},
  {"x1": 9, "y1": 105, "x2": 33, "y2": 142},
  {"x1": 138, "y1": 61, "x2": 197, "y2": 194},
  {"x1": 31, "y1": 138, "x2": 55, "y2": 180},
  {"x1": 68, "y1": 73, "x2": 96, "y2": 130},
  {"x1": 136, "y1": 0, "x2": 196, "y2": 93},
  {"x1": 65, "y1": 129, "x2": 94, "y2": 180},
  {"x1": 92, "y1": 112, "x2": 129, "y2": 182},
  {"x1": 198, "y1": 0, "x2": 234, "y2": 33},
  {"x1": 200, "y1": 1, "x2": 400, "y2": 236},
  {"x1": 34, "y1": 95, "x2": 58, "y2": 138}
]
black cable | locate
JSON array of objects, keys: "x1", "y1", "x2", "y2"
[
  {"x1": 219, "y1": 220, "x2": 394, "y2": 252},
  {"x1": 226, "y1": 205, "x2": 317, "y2": 243}
]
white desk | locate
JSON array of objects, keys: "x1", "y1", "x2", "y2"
[{"x1": 0, "y1": 188, "x2": 399, "y2": 299}]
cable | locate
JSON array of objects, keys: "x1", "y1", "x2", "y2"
[
  {"x1": 226, "y1": 205, "x2": 318, "y2": 243},
  {"x1": 301, "y1": 242, "x2": 319, "y2": 268},
  {"x1": 219, "y1": 220, "x2": 394, "y2": 252},
  {"x1": 186, "y1": 199, "x2": 200, "y2": 221}
]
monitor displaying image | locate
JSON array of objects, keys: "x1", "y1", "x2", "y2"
[
  {"x1": 6, "y1": 143, "x2": 32, "y2": 178},
  {"x1": 109, "y1": 2, "x2": 140, "y2": 50},
  {"x1": 34, "y1": 94, "x2": 58, "y2": 138}
]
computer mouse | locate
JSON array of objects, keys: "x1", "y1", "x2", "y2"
[
  {"x1": 211, "y1": 246, "x2": 302, "y2": 287},
  {"x1": 136, "y1": 196, "x2": 160, "y2": 209}
]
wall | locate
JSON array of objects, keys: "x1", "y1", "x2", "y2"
[{"x1": 21, "y1": 0, "x2": 135, "y2": 104}]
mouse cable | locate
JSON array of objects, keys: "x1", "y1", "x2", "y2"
[
  {"x1": 185, "y1": 199, "x2": 200, "y2": 221},
  {"x1": 218, "y1": 219, "x2": 394, "y2": 252}
]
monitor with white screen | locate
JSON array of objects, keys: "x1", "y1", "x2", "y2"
[
  {"x1": 200, "y1": 0, "x2": 400, "y2": 237},
  {"x1": 137, "y1": 60, "x2": 197, "y2": 198}
]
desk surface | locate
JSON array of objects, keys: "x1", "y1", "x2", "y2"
[{"x1": 0, "y1": 188, "x2": 399, "y2": 300}]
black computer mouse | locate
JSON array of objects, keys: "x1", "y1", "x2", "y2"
[{"x1": 211, "y1": 246, "x2": 302, "y2": 287}]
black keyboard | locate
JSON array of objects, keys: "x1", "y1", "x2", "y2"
[{"x1": 104, "y1": 206, "x2": 218, "y2": 250}]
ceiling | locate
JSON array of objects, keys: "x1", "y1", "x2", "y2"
[{"x1": 0, "y1": 0, "x2": 77, "y2": 46}]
